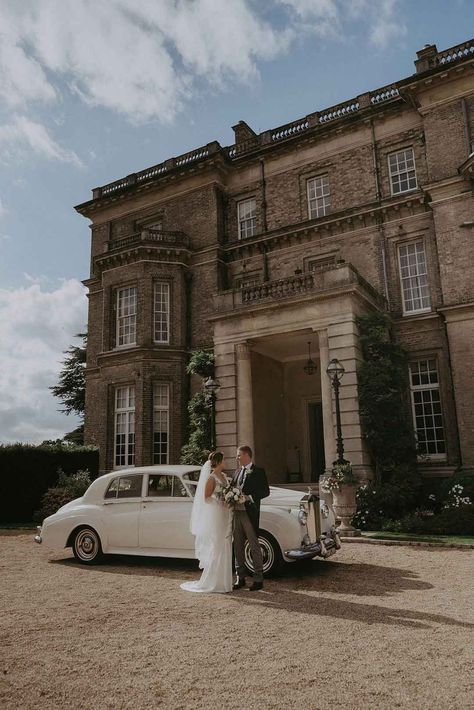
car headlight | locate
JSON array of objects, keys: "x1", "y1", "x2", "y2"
[
  {"x1": 297, "y1": 506, "x2": 308, "y2": 525},
  {"x1": 320, "y1": 502, "x2": 330, "y2": 518}
]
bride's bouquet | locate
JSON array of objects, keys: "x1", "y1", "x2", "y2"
[{"x1": 221, "y1": 482, "x2": 246, "y2": 508}]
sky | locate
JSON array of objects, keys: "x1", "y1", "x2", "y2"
[{"x1": 0, "y1": 0, "x2": 472, "y2": 444}]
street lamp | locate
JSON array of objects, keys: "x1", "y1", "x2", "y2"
[
  {"x1": 326, "y1": 358, "x2": 347, "y2": 464},
  {"x1": 204, "y1": 376, "x2": 220, "y2": 451}
]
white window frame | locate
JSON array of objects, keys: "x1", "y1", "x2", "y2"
[
  {"x1": 237, "y1": 198, "x2": 257, "y2": 240},
  {"x1": 116, "y1": 286, "x2": 137, "y2": 347},
  {"x1": 307, "y1": 175, "x2": 330, "y2": 219},
  {"x1": 153, "y1": 281, "x2": 170, "y2": 344},
  {"x1": 397, "y1": 240, "x2": 431, "y2": 315},
  {"x1": 388, "y1": 147, "x2": 417, "y2": 195},
  {"x1": 409, "y1": 359, "x2": 446, "y2": 460},
  {"x1": 153, "y1": 383, "x2": 170, "y2": 465},
  {"x1": 114, "y1": 386, "x2": 135, "y2": 468}
]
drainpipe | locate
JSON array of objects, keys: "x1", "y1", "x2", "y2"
[
  {"x1": 461, "y1": 98, "x2": 473, "y2": 155},
  {"x1": 371, "y1": 119, "x2": 390, "y2": 307},
  {"x1": 260, "y1": 158, "x2": 268, "y2": 233}
]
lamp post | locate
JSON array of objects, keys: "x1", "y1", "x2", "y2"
[
  {"x1": 204, "y1": 376, "x2": 220, "y2": 451},
  {"x1": 326, "y1": 358, "x2": 347, "y2": 464}
]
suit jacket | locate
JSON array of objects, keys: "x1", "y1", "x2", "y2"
[{"x1": 233, "y1": 463, "x2": 270, "y2": 533}]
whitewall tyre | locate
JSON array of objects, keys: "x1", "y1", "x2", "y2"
[
  {"x1": 244, "y1": 530, "x2": 283, "y2": 577},
  {"x1": 72, "y1": 527, "x2": 103, "y2": 565}
]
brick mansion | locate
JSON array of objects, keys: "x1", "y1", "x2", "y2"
[{"x1": 76, "y1": 39, "x2": 474, "y2": 483}]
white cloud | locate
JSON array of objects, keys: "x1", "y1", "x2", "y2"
[
  {"x1": 0, "y1": 0, "x2": 403, "y2": 127},
  {"x1": 0, "y1": 278, "x2": 87, "y2": 443},
  {"x1": 0, "y1": 197, "x2": 6, "y2": 217},
  {"x1": 0, "y1": 115, "x2": 83, "y2": 167},
  {"x1": 278, "y1": 0, "x2": 405, "y2": 47}
]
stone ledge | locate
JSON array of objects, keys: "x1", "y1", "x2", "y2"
[{"x1": 340, "y1": 536, "x2": 474, "y2": 549}]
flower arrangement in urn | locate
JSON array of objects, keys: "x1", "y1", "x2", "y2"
[
  {"x1": 322, "y1": 462, "x2": 360, "y2": 536},
  {"x1": 321, "y1": 462, "x2": 357, "y2": 493}
]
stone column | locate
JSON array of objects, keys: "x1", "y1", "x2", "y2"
[
  {"x1": 236, "y1": 342, "x2": 254, "y2": 452},
  {"x1": 318, "y1": 330, "x2": 336, "y2": 472}
]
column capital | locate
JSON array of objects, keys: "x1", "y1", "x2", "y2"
[
  {"x1": 235, "y1": 342, "x2": 251, "y2": 360},
  {"x1": 317, "y1": 329, "x2": 329, "y2": 349}
]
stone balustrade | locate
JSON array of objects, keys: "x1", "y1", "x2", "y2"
[
  {"x1": 106, "y1": 229, "x2": 189, "y2": 251},
  {"x1": 91, "y1": 38, "x2": 473, "y2": 200},
  {"x1": 214, "y1": 263, "x2": 385, "y2": 312}
]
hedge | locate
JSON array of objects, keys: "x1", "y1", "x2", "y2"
[{"x1": 0, "y1": 443, "x2": 99, "y2": 523}]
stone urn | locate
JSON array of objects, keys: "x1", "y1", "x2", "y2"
[{"x1": 332, "y1": 484, "x2": 360, "y2": 537}]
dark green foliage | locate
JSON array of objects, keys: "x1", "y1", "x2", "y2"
[
  {"x1": 186, "y1": 350, "x2": 215, "y2": 379},
  {"x1": 180, "y1": 393, "x2": 211, "y2": 465},
  {"x1": 382, "y1": 508, "x2": 474, "y2": 536},
  {"x1": 0, "y1": 442, "x2": 99, "y2": 523},
  {"x1": 63, "y1": 425, "x2": 85, "y2": 446},
  {"x1": 34, "y1": 469, "x2": 92, "y2": 522},
  {"x1": 50, "y1": 332, "x2": 86, "y2": 418},
  {"x1": 356, "y1": 312, "x2": 417, "y2": 480},
  {"x1": 358, "y1": 471, "x2": 474, "y2": 535},
  {"x1": 180, "y1": 349, "x2": 215, "y2": 465},
  {"x1": 352, "y1": 474, "x2": 421, "y2": 530},
  {"x1": 354, "y1": 312, "x2": 422, "y2": 527}
]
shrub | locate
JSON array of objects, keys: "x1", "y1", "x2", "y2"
[
  {"x1": 353, "y1": 474, "x2": 422, "y2": 530},
  {"x1": 0, "y1": 442, "x2": 99, "y2": 523},
  {"x1": 34, "y1": 469, "x2": 92, "y2": 522},
  {"x1": 180, "y1": 349, "x2": 215, "y2": 464}
]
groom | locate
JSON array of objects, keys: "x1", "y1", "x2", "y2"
[{"x1": 232, "y1": 445, "x2": 270, "y2": 591}]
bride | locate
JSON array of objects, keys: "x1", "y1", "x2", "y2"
[{"x1": 180, "y1": 451, "x2": 233, "y2": 594}]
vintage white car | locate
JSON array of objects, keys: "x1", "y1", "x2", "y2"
[{"x1": 34, "y1": 465, "x2": 341, "y2": 575}]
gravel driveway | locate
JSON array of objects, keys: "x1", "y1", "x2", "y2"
[{"x1": 1, "y1": 531, "x2": 473, "y2": 710}]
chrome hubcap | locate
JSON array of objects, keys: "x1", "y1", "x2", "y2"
[
  {"x1": 244, "y1": 537, "x2": 275, "y2": 574},
  {"x1": 75, "y1": 530, "x2": 98, "y2": 560}
]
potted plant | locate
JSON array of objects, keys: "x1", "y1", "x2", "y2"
[{"x1": 321, "y1": 462, "x2": 360, "y2": 537}]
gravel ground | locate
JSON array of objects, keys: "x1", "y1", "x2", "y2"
[{"x1": 1, "y1": 531, "x2": 473, "y2": 710}]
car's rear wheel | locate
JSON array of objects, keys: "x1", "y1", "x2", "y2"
[
  {"x1": 72, "y1": 527, "x2": 103, "y2": 564},
  {"x1": 244, "y1": 530, "x2": 283, "y2": 577}
]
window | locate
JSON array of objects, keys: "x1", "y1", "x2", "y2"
[
  {"x1": 116, "y1": 286, "x2": 137, "y2": 347},
  {"x1": 307, "y1": 255, "x2": 336, "y2": 272},
  {"x1": 398, "y1": 241, "x2": 431, "y2": 314},
  {"x1": 147, "y1": 474, "x2": 187, "y2": 498},
  {"x1": 409, "y1": 359, "x2": 446, "y2": 458},
  {"x1": 237, "y1": 198, "x2": 257, "y2": 239},
  {"x1": 154, "y1": 282, "x2": 170, "y2": 344},
  {"x1": 307, "y1": 175, "x2": 330, "y2": 219},
  {"x1": 153, "y1": 384, "x2": 169, "y2": 464},
  {"x1": 105, "y1": 476, "x2": 143, "y2": 499},
  {"x1": 388, "y1": 147, "x2": 417, "y2": 195},
  {"x1": 114, "y1": 386, "x2": 135, "y2": 467}
]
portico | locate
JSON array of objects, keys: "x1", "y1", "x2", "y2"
[{"x1": 211, "y1": 263, "x2": 383, "y2": 484}]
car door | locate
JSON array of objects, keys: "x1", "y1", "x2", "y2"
[
  {"x1": 103, "y1": 474, "x2": 144, "y2": 549},
  {"x1": 139, "y1": 474, "x2": 194, "y2": 552}
]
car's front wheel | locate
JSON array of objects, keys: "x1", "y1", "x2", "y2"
[
  {"x1": 244, "y1": 530, "x2": 283, "y2": 577},
  {"x1": 72, "y1": 527, "x2": 103, "y2": 565}
]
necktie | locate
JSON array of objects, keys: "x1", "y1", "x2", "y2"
[{"x1": 238, "y1": 467, "x2": 245, "y2": 486}]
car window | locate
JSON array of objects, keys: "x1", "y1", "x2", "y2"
[
  {"x1": 182, "y1": 471, "x2": 200, "y2": 482},
  {"x1": 147, "y1": 474, "x2": 190, "y2": 498},
  {"x1": 117, "y1": 475, "x2": 143, "y2": 498},
  {"x1": 104, "y1": 478, "x2": 119, "y2": 499}
]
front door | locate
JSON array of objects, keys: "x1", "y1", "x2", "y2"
[{"x1": 308, "y1": 402, "x2": 326, "y2": 482}]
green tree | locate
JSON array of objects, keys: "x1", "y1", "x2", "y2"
[{"x1": 50, "y1": 332, "x2": 87, "y2": 444}]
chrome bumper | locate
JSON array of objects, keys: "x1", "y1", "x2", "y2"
[
  {"x1": 34, "y1": 526, "x2": 42, "y2": 544},
  {"x1": 285, "y1": 529, "x2": 341, "y2": 560}
]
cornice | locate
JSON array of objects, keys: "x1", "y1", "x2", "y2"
[{"x1": 223, "y1": 192, "x2": 429, "y2": 261}]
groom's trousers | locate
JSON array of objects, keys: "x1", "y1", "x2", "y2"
[{"x1": 233, "y1": 510, "x2": 263, "y2": 582}]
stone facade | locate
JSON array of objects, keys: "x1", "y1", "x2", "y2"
[{"x1": 76, "y1": 39, "x2": 474, "y2": 482}]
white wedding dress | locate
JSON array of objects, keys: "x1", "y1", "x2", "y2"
[{"x1": 180, "y1": 462, "x2": 233, "y2": 594}]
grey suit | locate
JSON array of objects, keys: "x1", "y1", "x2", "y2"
[{"x1": 232, "y1": 463, "x2": 270, "y2": 582}]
